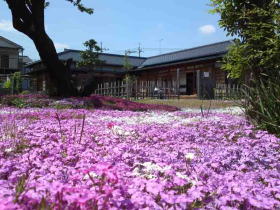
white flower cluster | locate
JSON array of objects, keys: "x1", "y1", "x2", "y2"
[
  {"x1": 184, "y1": 152, "x2": 195, "y2": 160},
  {"x1": 132, "y1": 162, "x2": 171, "y2": 179},
  {"x1": 112, "y1": 126, "x2": 134, "y2": 136},
  {"x1": 101, "y1": 112, "x2": 209, "y2": 125},
  {"x1": 4, "y1": 148, "x2": 13, "y2": 153},
  {"x1": 182, "y1": 107, "x2": 244, "y2": 115},
  {"x1": 102, "y1": 112, "x2": 176, "y2": 125},
  {"x1": 176, "y1": 172, "x2": 197, "y2": 186},
  {"x1": 83, "y1": 171, "x2": 99, "y2": 180}
]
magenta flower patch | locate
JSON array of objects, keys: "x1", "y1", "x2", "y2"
[{"x1": 0, "y1": 108, "x2": 279, "y2": 209}]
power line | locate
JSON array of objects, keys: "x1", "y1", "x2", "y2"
[
  {"x1": 108, "y1": 46, "x2": 184, "y2": 56},
  {"x1": 100, "y1": 42, "x2": 109, "y2": 53}
]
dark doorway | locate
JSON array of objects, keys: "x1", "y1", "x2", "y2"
[{"x1": 186, "y1": 72, "x2": 195, "y2": 95}]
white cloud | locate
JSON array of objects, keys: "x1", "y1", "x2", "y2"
[
  {"x1": 54, "y1": 42, "x2": 70, "y2": 50},
  {"x1": 0, "y1": 20, "x2": 15, "y2": 32},
  {"x1": 199, "y1": 24, "x2": 216, "y2": 35}
]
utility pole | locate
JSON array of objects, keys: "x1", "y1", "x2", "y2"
[
  {"x1": 137, "y1": 43, "x2": 143, "y2": 57},
  {"x1": 100, "y1": 42, "x2": 109, "y2": 53},
  {"x1": 125, "y1": 49, "x2": 137, "y2": 56}
]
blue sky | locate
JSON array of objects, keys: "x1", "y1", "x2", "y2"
[{"x1": 0, "y1": 0, "x2": 230, "y2": 60}]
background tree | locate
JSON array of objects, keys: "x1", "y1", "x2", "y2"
[
  {"x1": 4, "y1": 0, "x2": 93, "y2": 96},
  {"x1": 210, "y1": 0, "x2": 280, "y2": 135},
  {"x1": 123, "y1": 51, "x2": 133, "y2": 71},
  {"x1": 78, "y1": 39, "x2": 103, "y2": 68},
  {"x1": 12, "y1": 72, "x2": 22, "y2": 94},
  {"x1": 123, "y1": 50, "x2": 136, "y2": 91},
  {"x1": 210, "y1": 0, "x2": 280, "y2": 80},
  {"x1": 78, "y1": 39, "x2": 104, "y2": 96}
]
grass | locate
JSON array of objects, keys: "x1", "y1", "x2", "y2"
[{"x1": 134, "y1": 99, "x2": 238, "y2": 109}]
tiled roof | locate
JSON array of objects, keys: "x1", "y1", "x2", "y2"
[
  {"x1": 25, "y1": 40, "x2": 233, "y2": 72},
  {"x1": 0, "y1": 36, "x2": 23, "y2": 49},
  {"x1": 138, "y1": 40, "x2": 233, "y2": 68},
  {"x1": 58, "y1": 50, "x2": 146, "y2": 67}
]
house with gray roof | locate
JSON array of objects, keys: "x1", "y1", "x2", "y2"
[
  {"x1": 0, "y1": 36, "x2": 33, "y2": 92},
  {"x1": 134, "y1": 40, "x2": 233, "y2": 97},
  {"x1": 0, "y1": 36, "x2": 24, "y2": 88},
  {"x1": 25, "y1": 49, "x2": 146, "y2": 92},
  {"x1": 25, "y1": 40, "x2": 232, "y2": 97}
]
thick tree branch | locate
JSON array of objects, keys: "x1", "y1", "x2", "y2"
[
  {"x1": 6, "y1": 0, "x2": 35, "y2": 37},
  {"x1": 30, "y1": 0, "x2": 45, "y2": 32}
]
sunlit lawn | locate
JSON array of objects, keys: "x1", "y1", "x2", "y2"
[{"x1": 135, "y1": 98, "x2": 239, "y2": 109}]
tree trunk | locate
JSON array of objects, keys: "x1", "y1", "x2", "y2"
[
  {"x1": 5, "y1": 0, "x2": 77, "y2": 97},
  {"x1": 31, "y1": 32, "x2": 76, "y2": 96}
]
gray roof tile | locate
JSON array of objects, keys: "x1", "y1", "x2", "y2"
[
  {"x1": 139, "y1": 40, "x2": 233, "y2": 68},
  {"x1": 58, "y1": 50, "x2": 146, "y2": 67}
]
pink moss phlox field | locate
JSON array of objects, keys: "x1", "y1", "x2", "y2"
[
  {"x1": 0, "y1": 108, "x2": 279, "y2": 209},
  {"x1": 0, "y1": 94, "x2": 179, "y2": 112}
]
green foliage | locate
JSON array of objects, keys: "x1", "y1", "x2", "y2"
[
  {"x1": 210, "y1": 0, "x2": 280, "y2": 78},
  {"x1": 40, "y1": 0, "x2": 93, "y2": 14},
  {"x1": 14, "y1": 174, "x2": 27, "y2": 203},
  {"x1": 78, "y1": 39, "x2": 104, "y2": 68},
  {"x1": 20, "y1": 90, "x2": 31, "y2": 95},
  {"x1": 11, "y1": 98, "x2": 28, "y2": 108},
  {"x1": 2, "y1": 73, "x2": 23, "y2": 93},
  {"x1": 242, "y1": 77, "x2": 280, "y2": 136},
  {"x1": 3, "y1": 78, "x2": 12, "y2": 89},
  {"x1": 0, "y1": 95, "x2": 27, "y2": 108},
  {"x1": 12, "y1": 72, "x2": 22, "y2": 94},
  {"x1": 65, "y1": 0, "x2": 93, "y2": 14},
  {"x1": 210, "y1": 0, "x2": 280, "y2": 136},
  {"x1": 123, "y1": 74, "x2": 136, "y2": 83},
  {"x1": 37, "y1": 197, "x2": 51, "y2": 210},
  {"x1": 221, "y1": 40, "x2": 249, "y2": 79},
  {"x1": 123, "y1": 52, "x2": 133, "y2": 71}
]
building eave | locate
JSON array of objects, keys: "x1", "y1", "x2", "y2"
[{"x1": 133, "y1": 53, "x2": 226, "y2": 72}]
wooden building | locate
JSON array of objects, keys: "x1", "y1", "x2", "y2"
[
  {"x1": 25, "y1": 40, "x2": 233, "y2": 98},
  {"x1": 134, "y1": 41, "x2": 232, "y2": 97},
  {"x1": 24, "y1": 49, "x2": 146, "y2": 92}
]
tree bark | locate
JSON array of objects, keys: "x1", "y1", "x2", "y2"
[
  {"x1": 31, "y1": 31, "x2": 76, "y2": 96},
  {"x1": 6, "y1": 0, "x2": 77, "y2": 97}
]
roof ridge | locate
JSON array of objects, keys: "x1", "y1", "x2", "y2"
[
  {"x1": 0, "y1": 36, "x2": 23, "y2": 49},
  {"x1": 59, "y1": 49, "x2": 146, "y2": 59},
  {"x1": 146, "y1": 40, "x2": 233, "y2": 59}
]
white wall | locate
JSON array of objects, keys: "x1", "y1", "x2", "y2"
[{"x1": 0, "y1": 48, "x2": 19, "y2": 69}]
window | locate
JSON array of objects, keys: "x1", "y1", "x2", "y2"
[{"x1": 1, "y1": 55, "x2": 9, "y2": 68}]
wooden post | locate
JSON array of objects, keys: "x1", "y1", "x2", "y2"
[
  {"x1": 135, "y1": 80, "x2": 138, "y2": 100},
  {"x1": 176, "y1": 68, "x2": 180, "y2": 99},
  {"x1": 100, "y1": 83, "x2": 103, "y2": 95},
  {"x1": 196, "y1": 70, "x2": 200, "y2": 99}
]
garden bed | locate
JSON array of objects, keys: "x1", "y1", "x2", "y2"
[
  {"x1": 0, "y1": 108, "x2": 279, "y2": 209},
  {"x1": 0, "y1": 94, "x2": 179, "y2": 112}
]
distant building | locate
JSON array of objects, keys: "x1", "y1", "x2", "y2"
[
  {"x1": 0, "y1": 36, "x2": 33, "y2": 92},
  {"x1": 25, "y1": 50, "x2": 146, "y2": 92},
  {"x1": 135, "y1": 41, "x2": 233, "y2": 97},
  {"x1": 0, "y1": 36, "x2": 24, "y2": 87},
  {"x1": 20, "y1": 55, "x2": 33, "y2": 67},
  {"x1": 26, "y1": 40, "x2": 233, "y2": 98}
]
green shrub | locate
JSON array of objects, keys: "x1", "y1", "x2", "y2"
[
  {"x1": 21, "y1": 90, "x2": 31, "y2": 95},
  {"x1": 11, "y1": 98, "x2": 28, "y2": 108},
  {"x1": 12, "y1": 72, "x2": 22, "y2": 94},
  {"x1": 242, "y1": 77, "x2": 280, "y2": 136},
  {"x1": 3, "y1": 79, "x2": 12, "y2": 89}
]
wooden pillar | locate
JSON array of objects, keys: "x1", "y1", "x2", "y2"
[
  {"x1": 176, "y1": 68, "x2": 180, "y2": 99},
  {"x1": 197, "y1": 70, "x2": 201, "y2": 99}
]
